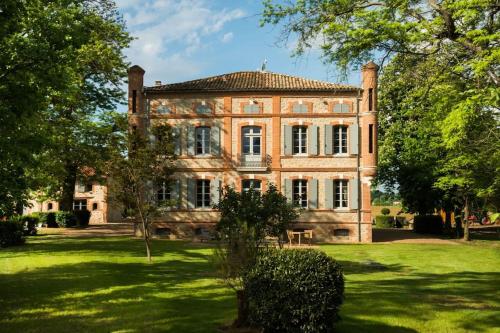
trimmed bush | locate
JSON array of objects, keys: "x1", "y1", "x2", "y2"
[
  {"x1": 32, "y1": 212, "x2": 56, "y2": 227},
  {"x1": 0, "y1": 221, "x2": 25, "y2": 247},
  {"x1": 381, "y1": 207, "x2": 391, "y2": 215},
  {"x1": 55, "y1": 211, "x2": 77, "y2": 228},
  {"x1": 74, "y1": 210, "x2": 91, "y2": 227},
  {"x1": 243, "y1": 249, "x2": 344, "y2": 333},
  {"x1": 375, "y1": 215, "x2": 395, "y2": 228},
  {"x1": 414, "y1": 215, "x2": 443, "y2": 234}
]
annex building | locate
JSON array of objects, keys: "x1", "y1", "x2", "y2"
[{"x1": 128, "y1": 62, "x2": 378, "y2": 242}]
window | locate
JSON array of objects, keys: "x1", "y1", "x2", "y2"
[
  {"x1": 92, "y1": 203, "x2": 98, "y2": 211},
  {"x1": 333, "y1": 229, "x2": 350, "y2": 237},
  {"x1": 73, "y1": 200, "x2": 87, "y2": 211},
  {"x1": 157, "y1": 182, "x2": 171, "y2": 202},
  {"x1": 157, "y1": 105, "x2": 172, "y2": 114},
  {"x1": 47, "y1": 203, "x2": 53, "y2": 211},
  {"x1": 243, "y1": 103, "x2": 260, "y2": 114},
  {"x1": 196, "y1": 103, "x2": 211, "y2": 114},
  {"x1": 195, "y1": 126, "x2": 211, "y2": 155},
  {"x1": 333, "y1": 126, "x2": 348, "y2": 154},
  {"x1": 333, "y1": 103, "x2": 350, "y2": 113},
  {"x1": 334, "y1": 180, "x2": 348, "y2": 208},
  {"x1": 369, "y1": 124, "x2": 374, "y2": 154},
  {"x1": 242, "y1": 126, "x2": 261, "y2": 155},
  {"x1": 293, "y1": 180, "x2": 308, "y2": 208},
  {"x1": 292, "y1": 126, "x2": 307, "y2": 155},
  {"x1": 85, "y1": 183, "x2": 93, "y2": 192},
  {"x1": 368, "y1": 88, "x2": 373, "y2": 111},
  {"x1": 292, "y1": 103, "x2": 308, "y2": 113},
  {"x1": 196, "y1": 180, "x2": 211, "y2": 208},
  {"x1": 132, "y1": 90, "x2": 137, "y2": 113},
  {"x1": 242, "y1": 179, "x2": 262, "y2": 193}
]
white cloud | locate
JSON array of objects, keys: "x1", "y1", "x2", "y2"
[
  {"x1": 221, "y1": 32, "x2": 234, "y2": 43},
  {"x1": 120, "y1": 0, "x2": 245, "y2": 84}
]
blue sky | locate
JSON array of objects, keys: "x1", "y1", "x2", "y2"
[{"x1": 116, "y1": 0, "x2": 361, "y2": 89}]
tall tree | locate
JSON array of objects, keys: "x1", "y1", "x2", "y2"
[
  {"x1": 261, "y1": 0, "x2": 500, "y2": 239},
  {"x1": 106, "y1": 125, "x2": 176, "y2": 262},
  {"x1": 0, "y1": 0, "x2": 131, "y2": 215}
]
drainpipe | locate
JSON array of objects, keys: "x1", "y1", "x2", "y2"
[{"x1": 356, "y1": 89, "x2": 362, "y2": 242}]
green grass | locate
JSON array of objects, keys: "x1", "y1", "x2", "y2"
[{"x1": 1, "y1": 236, "x2": 499, "y2": 333}]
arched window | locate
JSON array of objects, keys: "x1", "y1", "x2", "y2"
[{"x1": 92, "y1": 203, "x2": 98, "y2": 211}]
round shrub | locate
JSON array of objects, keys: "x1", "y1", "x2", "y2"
[
  {"x1": 55, "y1": 211, "x2": 77, "y2": 228},
  {"x1": 381, "y1": 207, "x2": 391, "y2": 215},
  {"x1": 74, "y1": 210, "x2": 91, "y2": 227},
  {"x1": 243, "y1": 249, "x2": 344, "y2": 333},
  {"x1": 0, "y1": 221, "x2": 25, "y2": 247},
  {"x1": 375, "y1": 215, "x2": 395, "y2": 228}
]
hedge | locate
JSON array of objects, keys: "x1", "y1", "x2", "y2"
[
  {"x1": 243, "y1": 249, "x2": 344, "y2": 333},
  {"x1": 55, "y1": 211, "x2": 77, "y2": 228},
  {"x1": 414, "y1": 215, "x2": 443, "y2": 234},
  {"x1": 375, "y1": 215, "x2": 395, "y2": 228},
  {"x1": 32, "y1": 212, "x2": 57, "y2": 228},
  {"x1": 0, "y1": 221, "x2": 25, "y2": 247}
]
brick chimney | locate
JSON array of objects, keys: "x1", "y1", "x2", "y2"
[
  {"x1": 360, "y1": 61, "x2": 378, "y2": 175},
  {"x1": 128, "y1": 65, "x2": 146, "y2": 134}
]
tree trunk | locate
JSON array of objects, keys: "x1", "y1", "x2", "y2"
[
  {"x1": 142, "y1": 217, "x2": 152, "y2": 262},
  {"x1": 463, "y1": 196, "x2": 470, "y2": 241},
  {"x1": 233, "y1": 289, "x2": 249, "y2": 328},
  {"x1": 59, "y1": 163, "x2": 78, "y2": 211}
]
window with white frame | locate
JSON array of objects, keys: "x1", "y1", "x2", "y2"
[
  {"x1": 195, "y1": 126, "x2": 211, "y2": 155},
  {"x1": 293, "y1": 180, "x2": 308, "y2": 208},
  {"x1": 196, "y1": 180, "x2": 211, "y2": 208},
  {"x1": 333, "y1": 125, "x2": 348, "y2": 154},
  {"x1": 157, "y1": 182, "x2": 171, "y2": 202},
  {"x1": 242, "y1": 179, "x2": 262, "y2": 193},
  {"x1": 242, "y1": 126, "x2": 261, "y2": 155},
  {"x1": 292, "y1": 126, "x2": 307, "y2": 155},
  {"x1": 73, "y1": 200, "x2": 87, "y2": 211},
  {"x1": 334, "y1": 180, "x2": 348, "y2": 208}
]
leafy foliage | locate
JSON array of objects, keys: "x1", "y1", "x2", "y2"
[
  {"x1": 375, "y1": 215, "x2": 394, "y2": 228},
  {"x1": 55, "y1": 211, "x2": 77, "y2": 228},
  {"x1": 243, "y1": 249, "x2": 344, "y2": 333}
]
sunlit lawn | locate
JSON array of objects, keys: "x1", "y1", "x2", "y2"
[{"x1": 0, "y1": 235, "x2": 499, "y2": 333}]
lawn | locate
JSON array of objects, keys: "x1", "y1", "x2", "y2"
[{"x1": 0, "y1": 236, "x2": 499, "y2": 333}]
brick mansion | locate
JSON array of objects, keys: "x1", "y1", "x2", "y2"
[{"x1": 128, "y1": 62, "x2": 378, "y2": 242}]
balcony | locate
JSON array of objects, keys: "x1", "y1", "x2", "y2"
[{"x1": 236, "y1": 154, "x2": 271, "y2": 172}]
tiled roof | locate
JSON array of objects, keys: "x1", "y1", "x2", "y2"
[{"x1": 144, "y1": 71, "x2": 359, "y2": 93}]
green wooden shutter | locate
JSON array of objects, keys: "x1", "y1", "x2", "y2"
[
  {"x1": 308, "y1": 179, "x2": 318, "y2": 209},
  {"x1": 293, "y1": 104, "x2": 308, "y2": 113},
  {"x1": 349, "y1": 125, "x2": 359, "y2": 155},
  {"x1": 308, "y1": 125, "x2": 319, "y2": 155},
  {"x1": 173, "y1": 127, "x2": 181, "y2": 155},
  {"x1": 350, "y1": 178, "x2": 359, "y2": 210},
  {"x1": 187, "y1": 126, "x2": 195, "y2": 156},
  {"x1": 342, "y1": 104, "x2": 350, "y2": 113},
  {"x1": 284, "y1": 125, "x2": 293, "y2": 156},
  {"x1": 187, "y1": 179, "x2": 196, "y2": 209},
  {"x1": 284, "y1": 179, "x2": 293, "y2": 203},
  {"x1": 211, "y1": 126, "x2": 220, "y2": 156},
  {"x1": 211, "y1": 178, "x2": 221, "y2": 206},
  {"x1": 333, "y1": 104, "x2": 342, "y2": 113},
  {"x1": 325, "y1": 179, "x2": 334, "y2": 209},
  {"x1": 324, "y1": 125, "x2": 333, "y2": 155}
]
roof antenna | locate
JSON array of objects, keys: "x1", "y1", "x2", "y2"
[{"x1": 260, "y1": 59, "x2": 268, "y2": 72}]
